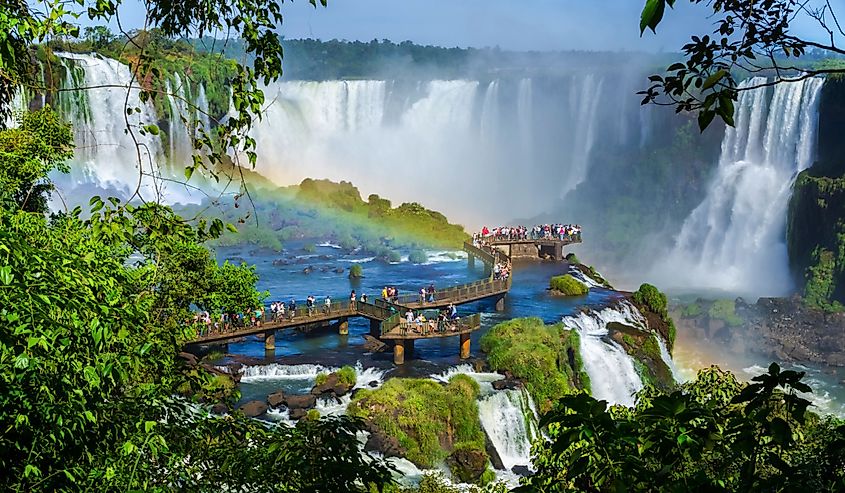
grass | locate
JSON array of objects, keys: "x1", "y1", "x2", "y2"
[
  {"x1": 348, "y1": 376, "x2": 486, "y2": 469},
  {"x1": 337, "y1": 365, "x2": 357, "y2": 387},
  {"x1": 480, "y1": 318, "x2": 587, "y2": 412},
  {"x1": 550, "y1": 274, "x2": 589, "y2": 296}
]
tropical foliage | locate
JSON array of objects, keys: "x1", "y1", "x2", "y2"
[{"x1": 520, "y1": 364, "x2": 845, "y2": 492}]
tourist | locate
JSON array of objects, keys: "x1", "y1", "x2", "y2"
[
  {"x1": 419, "y1": 287, "x2": 426, "y2": 304},
  {"x1": 448, "y1": 303, "x2": 458, "y2": 320},
  {"x1": 306, "y1": 295, "x2": 315, "y2": 316},
  {"x1": 361, "y1": 293, "x2": 368, "y2": 303},
  {"x1": 324, "y1": 295, "x2": 332, "y2": 314},
  {"x1": 289, "y1": 299, "x2": 297, "y2": 320},
  {"x1": 427, "y1": 283, "x2": 436, "y2": 302},
  {"x1": 350, "y1": 290, "x2": 356, "y2": 310},
  {"x1": 278, "y1": 302, "x2": 285, "y2": 321},
  {"x1": 405, "y1": 309, "x2": 414, "y2": 326},
  {"x1": 382, "y1": 286, "x2": 388, "y2": 299}
]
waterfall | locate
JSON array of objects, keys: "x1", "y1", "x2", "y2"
[
  {"x1": 660, "y1": 77, "x2": 824, "y2": 297},
  {"x1": 52, "y1": 53, "x2": 202, "y2": 205},
  {"x1": 480, "y1": 80, "x2": 500, "y2": 144},
  {"x1": 655, "y1": 334, "x2": 682, "y2": 383},
  {"x1": 563, "y1": 302, "x2": 645, "y2": 406},
  {"x1": 517, "y1": 78, "x2": 534, "y2": 167},
  {"x1": 477, "y1": 388, "x2": 539, "y2": 471},
  {"x1": 563, "y1": 74, "x2": 604, "y2": 197}
]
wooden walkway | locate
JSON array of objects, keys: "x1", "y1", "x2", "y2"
[
  {"x1": 484, "y1": 236, "x2": 581, "y2": 261},
  {"x1": 185, "y1": 241, "x2": 512, "y2": 364}
]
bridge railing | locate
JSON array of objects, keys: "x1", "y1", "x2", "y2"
[
  {"x1": 380, "y1": 311, "x2": 402, "y2": 336},
  {"x1": 463, "y1": 241, "x2": 496, "y2": 265},
  {"x1": 391, "y1": 312, "x2": 482, "y2": 337}
]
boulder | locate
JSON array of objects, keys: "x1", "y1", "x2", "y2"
[
  {"x1": 238, "y1": 400, "x2": 268, "y2": 418},
  {"x1": 311, "y1": 372, "x2": 353, "y2": 398},
  {"x1": 484, "y1": 430, "x2": 505, "y2": 470},
  {"x1": 334, "y1": 267, "x2": 345, "y2": 274},
  {"x1": 447, "y1": 447, "x2": 488, "y2": 483},
  {"x1": 492, "y1": 378, "x2": 523, "y2": 391},
  {"x1": 267, "y1": 391, "x2": 286, "y2": 408},
  {"x1": 303, "y1": 266, "x2": 314, "y2": 274},
  {"x1": 511, "y1": 465, "x2": 533, "y2": 476},
  {"x1": 285, "y1": 394, "x2": 317, "y2": 410},
  {"x1": 362, "y1": 335, "x2": 387, "y2": 352},
  {"x1": 211, "y1": 402, "x2": 229, "y2": 415},
  {"x1": 364, "y1": 429, "x2": 406, "y2": 458},
  {"x1": 289, "y1": 408, "x2": 308, "y2": 420}
]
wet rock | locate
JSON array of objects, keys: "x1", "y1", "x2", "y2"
[
  {"x1": 364, "y1": 428, "x2": 406, "y2": 458},
  {"x1": 272, "y1": 258, "x2": 289, "y2": 266},
  {"x1": 362, "y1": 335, "x2": 387, "y2": 352},
  {"x1": 492, "y1": 378, "x2": 523, "y2": 391},
  {"x1": 267, "y1": 391, "x2": 286, "y2": 408},
  {"x1": 447, "y1": 447, "x2": 488, "y2": 483},
  {"x1": 211, "y1": 402, "x2": 229, "y2": 415},
  {"x1": 511, "y1": 465, "x2": 532, "y2": 476},
  {"x1": 320, "y1": 266, "x2": 331, "y2": 272},
  {"x1": 311, "y1": 373, "x2": 353, "y2": 398},
  {"x1": 303, "y1": 266, "x2": 314, "y2": 275},
  {"x1": 238, "y1": 400, "x2": 268, "y2": 417},
  {"x1": 284, "y1": 394, "x2": 316, "y2": 410},
  {"x1": 484, "y1": 430, "x2": 505, "y2": 470},
  {"x1": 289, "y1": 408, "x2": 308, "y2": 420},
  {"x1": 334, "y1": 267, "x2": 345, "y2": 274}
]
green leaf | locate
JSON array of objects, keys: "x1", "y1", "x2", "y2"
[
  {"x1": 698, "y1": 110, "x2": 716, "y2": 132},
  {"x1": 185, "y1": 166, "x2": 194, "y2": 181},
  {"x1": 143, "y1": 124, "x2": 160, "y2": 136},
  {"x1": 640, "y1": 0, "x2": 665, "y2": 35},
  {"x1": 702, "y1": 69, "x2": 728, "y2": 90}
]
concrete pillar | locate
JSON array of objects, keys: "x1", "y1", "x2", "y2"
[
  {"x1": 370, "y1": 319, "x2": 381, "y2": 336},
  {"x1": 338, "y1": 317, "x2": 349, "y2": 335},
  {"x1": 468, "y1": 254, "x2": 475, "y2": 269},
  {"x1": 263, "y1": 331, "x2": 275, "y2": 351},
  {"x1": 394, "y1": 340, "x2": 405, "y2": 365},
  {"x1": 459, "y1": 333, "x2": 471, "y2": 359},
  {"x1": 495, "y1": 296, "x2": 505, "y2": 312}
]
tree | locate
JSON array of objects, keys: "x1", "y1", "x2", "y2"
[
  {"x1": 519, "y1": 364, "x2": 845, "y2": 492},
  {"x1": 639, "y1": 0, "x2": 845, "y2": 130}
]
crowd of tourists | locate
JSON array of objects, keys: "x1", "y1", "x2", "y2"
[
  {"x1": 400, "y1": 303, "x2": 460, "y2": 335},
  {"x1": 473, "y1": 224, "x2": 582, "y2": 243},
  {"x1": 193, "y1": 308, "x2": 267, "y2": 336}
]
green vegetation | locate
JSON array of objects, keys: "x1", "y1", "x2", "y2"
[
  {"x1": 0, "y1": 108, "x2": 393, "y2": 491},
  {"x1": 382, "y1": 472, "x2": 508, "y2": 493},
  {"x1": 337, "y1": 365, "x2": 357, "y2": 387},
  {"x1": 182, "y1": 179, "x2": 469, "y2": 257},
  {"x1": 409, "y1": 249, "x2": 428, "y2": 264},
  {"x1": 549, "y1": 274, "x2": 589, "y2": 296},
  {"x1": 564, "y1": 252, "x2": 580, "y2": 264},
  {"x1": 788, "y1": 156, "x2": 845, "y2": 310},
  {"x1": 302, "y1": 243, "x2": 317, "y2": 253},
  {"x1": 681, "y1": 302, "x2": 702, "y2": 318},
  {"x1": 632, "y1": 283, "x2": 677, "y2": 348},
  {"x1": 610, "y1": 323, "x2": 674, "y2": 391},
  {"x1": 349, "y1": 263, "x2": 364, "y2": 278},
  {"x1": 305, "y1": 409, "x2": 321, "y2": 421},
  {"x1": 315, "y1": 372, "x2": 329, "y2": 386},
  {"x1": 522, "y1": 364, "x2": 845, "y2": 492},
  {"x1": 708, "y1": 299, "x2": 744, "y2": 327},
  {"x1": 348, "y1": 376, "x2": 487, "y2": 474},
  {"x1": 480, "y1": 318, "x2": 588, "y2": 412}
]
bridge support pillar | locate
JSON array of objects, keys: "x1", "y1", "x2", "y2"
[
  {"x1": 370, "y1": 319, "x2": 381, "y2": 336},
  {"x1": 495, "y1": 296, "x2": 505, "y2": 312},
  {"x1": 263, "y1": 331, "x2": 275, "y2": 351},
  {"x1": 338, "y1": 317, "x2": 349, "y2": 335},
  {"x1": 468, "y1": 254, "x2": 475, "y2": 269},
  {"x1": 394, "y1": 341, "x2": 405, "y2": 365},
  {"x1": 459, "y1": 333, "x2": 471, "y2": 359}
]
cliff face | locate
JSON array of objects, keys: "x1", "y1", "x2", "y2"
[{"x1": 787, "y1": 78, "x2": 845, "y2": 307}]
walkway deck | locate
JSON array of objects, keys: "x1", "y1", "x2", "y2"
[
  {"x1": 484, "y1": 236, "x2": 581, "y2": 261},
  {"x1": 185, "y1": 241, "x2": 510, "y2": 364}
]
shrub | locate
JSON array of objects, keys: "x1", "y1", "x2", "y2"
[
  {"x1": 315, "y1": 372, "x2": 329, "y2": 386},
  {"x1": 549, "y1": 274, "x2": 589, "y2": 296},
  {"x1": 387, "y1": 250, "x2": 402, "y2": 263},
  {"x1": 302, "y1": 243, "x2": 316, "y2": 253},
  {"x1": 408, "y1": 249, "x2": 428, "y2": 264},
  {"x1": 337, "y1": 365, "x2": 357, "y2": 387},
  {"x1": 349, "y1": 263, "x2": 363, "y2": 278},
  {"x1": 565, "y1": 252, "x2": 580, "y2": 264},
  {"x1": 305, "y1": 409, "x2": 321, "y2": 421},
  {"x1": 632, "y1": 283, "x2": 669, "y2": 318}
]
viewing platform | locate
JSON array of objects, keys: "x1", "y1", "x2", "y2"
[
  {"x1": 483, "y1": 236, "x2": 581, "y2": 261},
  {"x1": 185, "y1": 241, "x2": 509, "y2": 364}
]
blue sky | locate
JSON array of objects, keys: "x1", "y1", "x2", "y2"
[{"x1": 83, "y1": 0, "x2": 843, "y2": 52}]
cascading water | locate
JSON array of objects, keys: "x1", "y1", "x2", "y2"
[
  {"x1": 658, "y1": 77, "x2": 824, "y2": 297},
  {"x1": 563, "y1": 302, "x2": 645, "y2": 407},
  {"x1": 563, "y1": 74, "x2": 604, "y2": 197},
  {"x1": 51, "y1": 53, "x2": 203, "y2": 205},
  {"x1": 477, "y1": 388, "x2": 539, "y2": 471}
]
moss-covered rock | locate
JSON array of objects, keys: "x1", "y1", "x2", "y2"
[
  {"x1": 480, "y1": 318, "x2": 588, "y2": 412},
  {"x1": 631, "y1": 283, "x2": 676, "y2": 351},
  {"x1": 549, "y1": 274, "x2": 589, "y2": 296},
  {"x1": 408, "y1": 249, "x2": 428, "y2": 264},
  {"x1": 348, "y1": 376, "x2": 488, "y2": 476},
  {"x1": 708, "y1": 299, "x2": 744, "y2": 327}
]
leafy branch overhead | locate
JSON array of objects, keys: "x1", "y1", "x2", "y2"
[{"x1": 639, "y1": 0, "x2": 845, "y2": 130}]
